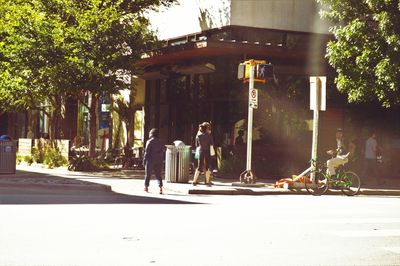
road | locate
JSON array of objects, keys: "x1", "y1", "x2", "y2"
[{"x1": 0, "y1": 188, "x2": 399, "y2": 266}]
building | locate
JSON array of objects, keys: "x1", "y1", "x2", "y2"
[{"x1": 137, "y1": 0, "x2": 400, "y2": 177}]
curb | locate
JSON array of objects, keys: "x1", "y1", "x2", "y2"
[{"x1": 187, "y1": 187, "x2": 400, "y2": 196}]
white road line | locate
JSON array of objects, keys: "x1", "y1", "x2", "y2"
[
  {"x1": 382, "y1": 247, "x2": 400, "y2": 254},
  {"x1": 278, "y1": 218, "x2": 400, "y2": 225},
  {"x1": 329, "y1": 229, "x2": 400, "y2": 237}
]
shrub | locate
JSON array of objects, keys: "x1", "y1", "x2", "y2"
[
  {"x1": 43, "y1": 147, "x2": 68, "y2": 169},
  {"x1": 16, "y1": 155, "x2": 33, "y2": 165}
]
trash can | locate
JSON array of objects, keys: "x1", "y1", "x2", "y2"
[
  {"x1": 0, "y1": 135, "x2": 16, "y2": 174},
  {"x1": 165, "y1": 140, "x2": 191, "y2": 183}
]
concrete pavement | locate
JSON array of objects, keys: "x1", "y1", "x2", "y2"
[{"x1": 0, "y1": 163, "x2": 399, "y2": 196}]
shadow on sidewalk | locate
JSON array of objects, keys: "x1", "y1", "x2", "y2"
[
  {"x1": 0, "y1": 190, "x2": 201, "y2": 205},
  {"x1": 0, "y1": 171, "x2": 201, "y2": 205}
]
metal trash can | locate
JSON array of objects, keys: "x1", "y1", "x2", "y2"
[
  {"x1": 165, "y1": 140, "x2": 191, "y2": 183},
  {"x1": 0, "y1": 135, "x2": 16, "y2": 174}
]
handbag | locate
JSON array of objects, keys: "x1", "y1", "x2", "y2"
[
  {"x1": 210, "y1": 145, "x2": 215, "y2": 156},
  {"x1": 195, "y1": 147, "x2": 200, "y2": 160}
]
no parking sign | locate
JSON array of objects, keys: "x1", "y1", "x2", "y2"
[{"x1": 249, "y1": 88, "x2": 258, "y2": 109}]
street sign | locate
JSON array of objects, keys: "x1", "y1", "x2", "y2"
[
  {"x1": 249, "y1": 88, "x2": 258, "y2": 109},
  {"x1": 310, "y1": 76, "x2": 326, "y2": 111}
]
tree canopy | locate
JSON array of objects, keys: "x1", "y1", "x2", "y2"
[
  {"x1": 318, "y1": 0, "x2": 400, "y2": 107},
  {"x1": 0, "y1": 0, "x2": 174, "y2": 153},
  {"x1": 0, "y1": 0, "x2": 174, "y2": 112}
]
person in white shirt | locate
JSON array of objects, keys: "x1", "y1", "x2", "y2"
[{"x1": 362, "y1": 130, "x2": 379, "y2": 183}]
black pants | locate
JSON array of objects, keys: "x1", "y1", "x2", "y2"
[{"x1": 197, "y1": 150, "x2": 210, "y2": 171}]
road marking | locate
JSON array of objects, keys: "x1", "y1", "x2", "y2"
[
  {"x1": 382, "y1": 247, "x2": 400, "y2": 254},
  {"x1": 278, "y1": 218, "x2": 400, "y2": 225},
  {"x1": 329, "y1": 229, "x2": 400, "y2": 237}
]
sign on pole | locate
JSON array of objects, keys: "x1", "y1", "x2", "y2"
[
  {"x1": 310, "y1": 76, "x2": 326, "y2": 111},
  {"x1": 310, "y1": 76, "x2": 326, "y2": 180},
  {"x1": 249, "y1": 88, "x2": 258, "y2": 109}
]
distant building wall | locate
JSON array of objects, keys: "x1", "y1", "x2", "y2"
[
  {"x1": 147, "y1": 0, "x2": 329, "y2": 40},
  {"x1": 147, "y1": 0, "x2": 230, "y2": 40},
  {"x1": 230, "y1": 0, "x2": 329, "y2": 34}
]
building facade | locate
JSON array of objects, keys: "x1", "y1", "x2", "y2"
[{"x1": 139, "y1": 0, "x2": 400, "y2": 177}]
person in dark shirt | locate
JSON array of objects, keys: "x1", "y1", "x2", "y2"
[
  {"x1": 143, "y1": 128, "x2": 164, "y2": 194},
  {"x1": 235, "y1": 130, "x2": 244, "y2": 146},
  {"x1": 193, "y1": 122, "x2": 214, "y2": 186}
]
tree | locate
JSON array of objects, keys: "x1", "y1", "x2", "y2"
[
  {"x1": 0, "y1": 0, "x2": 175, "y2": 156},
  {"x1": 317, "y1": 0, "x2": 400, "y2": 107}
]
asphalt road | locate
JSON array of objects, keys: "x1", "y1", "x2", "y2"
[{"x1": 0, "y1": 190, "x2": 399, "y2": 266}]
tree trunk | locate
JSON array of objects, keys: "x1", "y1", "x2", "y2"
[
  {"x1": 48, "y1": 115, "x2": 55, "y2": 141},
  {"x1": 109, "y1": 94, "x2": 114, "y2": 150},
  {"x1": 89, "y1": 92, "x2": 98, "y2": 157},
  {"x1": 54, "y1": 94, "x2": 63, "y2": 139},
  {"x1": 126, "y1": 115, "x2": 135, "y2": 148}
]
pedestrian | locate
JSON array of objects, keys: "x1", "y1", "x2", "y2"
[
  {"x1": 326, "y1": 128, "x2": 349, "y2": 178},
  {"x1": 143, "y1": 128, "x2": 164, "y2": 194},
  {"x1": 193, "y1": 122, "x2": 214, "y2": 186},
  {"x1": 235, "y1": 130, "x2": 245, "y2": 146},
  {"x1": 362, "y1": 130, "x2": 379, "y2": 184}
]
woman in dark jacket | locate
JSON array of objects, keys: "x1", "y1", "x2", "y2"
[{"x1": 193, "y1": 122, "x2": 214, "y2": 185}]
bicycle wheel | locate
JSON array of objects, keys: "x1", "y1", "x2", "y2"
[
  {"x1": 305, "y1": 170, "x2": 329, "y2": 196},
  {"x1": 340, "y1": 171, "x2": 361, "y2": 196}
]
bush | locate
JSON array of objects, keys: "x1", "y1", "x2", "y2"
[
  {"x1": 16, "y1": 155, "x2": 33, "y2": 165},
  {"x1": 31, "y1": 147, "x2": 42, "y2": 163},
  {"x1": 219, "y1": 154, "x2": 246, "y2": 176},
  {"x1": 43, "y1": 147, "x2": 68, "y2": 169},
  {"x1": 68, "y1": 154, "x2": 97, "y2": 171}
]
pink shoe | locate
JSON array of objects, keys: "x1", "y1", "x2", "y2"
[{"x1": 144, "y1": 186, "x2": 149, "y2": 192}]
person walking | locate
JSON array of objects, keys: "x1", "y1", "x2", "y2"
[
  {"x1": 362, "y1": 130, "x2": 379, "y2": 184},
  {"x1": 193, "y1": 122, "x2": 214, "y2": 186},
  {"x1": 143, "y1": 128, "x2": 164, "y2": 194},
  {"x1": 235, "y1": 130, "x2": 245, "y2": 146}
]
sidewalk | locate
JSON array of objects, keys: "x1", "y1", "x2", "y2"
[{"x1": 1, "y1": 164, "x2": 399, "y2": 196}]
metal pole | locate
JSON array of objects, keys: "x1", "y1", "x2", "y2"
[
  {"x1": 246, "y1": 65, "x2": 255, "y2": 172},
  {"x1": 311, "y1": 78, "x2": 321, "y2": 175}
]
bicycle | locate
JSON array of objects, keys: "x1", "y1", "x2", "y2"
[
  {"x1": 114, "y1": 146, "x2": 144, "y2": 170},
  {"x1": 304, "y1": 155, "x2": 361, "y2": 196}
]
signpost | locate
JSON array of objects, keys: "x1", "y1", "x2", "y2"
[
  {"x1": 292, "y1": 76, "x2": 326, "y2": 184},
  {"x1": 237, "y1": 60, "x2": 273, "y2": 184},
  {"x1": 240, "y1": 64, "x2": 256, "y2": 183},
  {"x1": 310, "y1": 76, "x2": 326, "y2": 169}
]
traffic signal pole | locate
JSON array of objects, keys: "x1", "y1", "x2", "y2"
[
  {"x1": 237, "y1": 60, "x2": 272, "y2": 184},
  {"x1": 240, "y1": 64, "x2": 256, "y2": 183}
]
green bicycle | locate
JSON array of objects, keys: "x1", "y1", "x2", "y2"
[{"x1": 305, "y1": 157, "x2": 361, "y2": 196}]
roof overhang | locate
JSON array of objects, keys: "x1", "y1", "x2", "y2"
[{"x1": 138, "y1": 40, "x2": 313, "y2": 68}]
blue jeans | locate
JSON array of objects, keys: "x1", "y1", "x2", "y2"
[{"x1": 144, "y1": 161, "x2": 163, "y2": 187}]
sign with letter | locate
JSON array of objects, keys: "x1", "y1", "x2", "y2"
[
  {"x1": 18, "y1": 138, "x2": 32, "y2": 156},
  {"x1": 249, "y1": 88, "x2": 258, "y2": 109}
]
